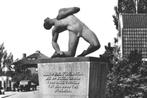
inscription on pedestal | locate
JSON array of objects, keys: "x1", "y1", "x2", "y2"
[
  {"x1": 38, "y1": 62, "x2": 89, "y2": 96},
  {"x1": 44, "y1": 72, "x2": 83, "y2": 93}
]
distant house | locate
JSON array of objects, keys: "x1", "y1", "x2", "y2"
[{"x1": 13, "y1": 51, "x2": 49, "y2": 74}]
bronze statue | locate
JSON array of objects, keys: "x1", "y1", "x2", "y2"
[{"x1": 44, "y1": 7, "x2": 100, "y2": 58}]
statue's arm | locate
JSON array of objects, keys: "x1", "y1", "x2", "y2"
[
  {"x1": 52, "y1": 27, "x2": 60, "y2": 52},
  {"x1": 57, "y1": 7, "x2": 80, "y2": 20}
]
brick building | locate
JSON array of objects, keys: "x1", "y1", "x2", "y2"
[{"x1": 121, "y1": 14, "x2": 147, "y2": 58}]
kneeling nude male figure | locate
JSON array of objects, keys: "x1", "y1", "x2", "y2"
[{"x1": 44, "y1": 7, "x2": 100, "y2": 58}]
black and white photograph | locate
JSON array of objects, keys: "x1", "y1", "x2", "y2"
[{"x1": 0, "y1": 0, "x2": 147, "y2": 98}]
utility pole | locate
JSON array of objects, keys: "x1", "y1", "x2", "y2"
[{"x1": 134, "y1": 0, "x2": 140, "y2": 13}]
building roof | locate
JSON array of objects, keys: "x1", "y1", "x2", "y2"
[
  {"x1": 122, "y1": 14, "x2": 147, "y2": 28},
  {"x1": 27, "y1": 51, "x2": 49, "y2": 59},
  {"x1": 13, "y1": 51, "x2": 49, "y2": 67}
]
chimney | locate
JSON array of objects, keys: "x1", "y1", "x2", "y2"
[
  {"x1": 36, "y1": 50, "x2": 40, "y2": 53},
  {"x1": 23, "y1": 53, "x2": 27, "y2": 59}
]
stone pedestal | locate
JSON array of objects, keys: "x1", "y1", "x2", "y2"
[{"x1": 37, "y1": 57, "x2": 107, "y2": 98}]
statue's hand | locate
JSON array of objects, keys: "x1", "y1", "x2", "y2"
[
  {"x1": 51, "y1": 51, "x2": 64, "y2": 58},
  {"x1": 56, "y1": 51, "x2": 64, "y2": 55}
]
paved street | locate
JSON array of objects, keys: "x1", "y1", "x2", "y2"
[{"x1": 0, "y1": 91, "x2": 40, "y2": 98}]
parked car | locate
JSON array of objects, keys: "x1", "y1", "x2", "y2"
[
  {"x1": 12, "y1": 81, "x2": 20, "y2": 91},
  {"x1": 19, "y1": 80, "x2": 37, "y2": 91}
]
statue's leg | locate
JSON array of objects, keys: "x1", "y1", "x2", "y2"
[
  {"x1": 77, "y1": 29, "x2": 100, "y2": 57},
  {"x1": 77, "y1": 45, "x2": 99, "y2": 57},
  {"x1": 63, "y1": 31, "x2": 79, "y2": 57},
  {"x1": 57, "y1": 7, "x2": 80, "y2": 20}
]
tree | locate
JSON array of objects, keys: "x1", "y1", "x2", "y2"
[
  {"x1": 103, "y1": 1, "x2": 147, "y2": 97},
  {"x1": 100, "y1": 41, "x2": 147, "y2": 98},
  {"x1": 138, "y1": 0, "x2": 147, "y2": 13},
  {"x1": 118, "y1": 0, "x2": 136, "y2": 13},
  {"x1": 0, "y1": 43, "x2": 14, "y2": 76},
  {"x1": 12, "y1": 67, "x2": 39, "y2": 85}
]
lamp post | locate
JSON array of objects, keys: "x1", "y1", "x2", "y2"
[
  {"x1": 1, "y1": 76, "x2": 7, "y2": 91},
  {"x1": 8, "y1": 77, "x2": 12, "y2": 91},
  {"x1": 2, "y1": 66, "x2": 9, "y2": 91}
]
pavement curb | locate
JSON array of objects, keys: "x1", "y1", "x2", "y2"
[{"x1": 0, "y1": 92, "x2": 16, "y2": 98}]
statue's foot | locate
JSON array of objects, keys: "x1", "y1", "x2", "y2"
[
  {"x1": 77, "y1": 50, "x2": 86, "y2": 57},
  {"x1": 77, "y1": 54, "x2": 85, "y2": 57}
]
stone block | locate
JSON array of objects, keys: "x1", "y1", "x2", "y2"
[{"x1": 37, "y1": 57, "x2": 107, "y2": 98}]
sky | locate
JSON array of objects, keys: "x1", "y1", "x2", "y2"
[{"x1": 0, "y1": 0, "x2": 118, "y2": 60}]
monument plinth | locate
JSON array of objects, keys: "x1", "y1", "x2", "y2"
[{"x1": 38, "y1": 57, "x2": 107, "y2": 98}]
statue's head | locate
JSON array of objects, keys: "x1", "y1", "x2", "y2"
[{"x1": 43, "y1": 17, "x2": 53, "y2": 30}]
